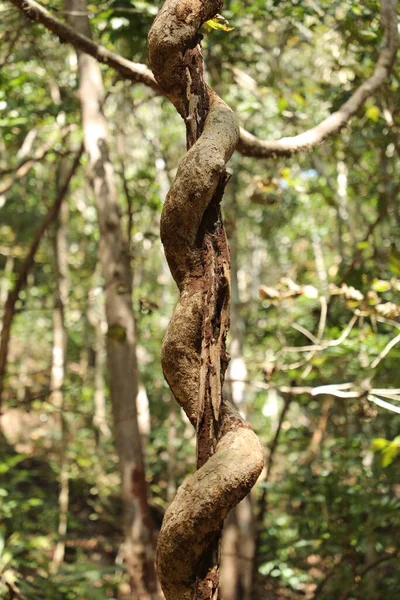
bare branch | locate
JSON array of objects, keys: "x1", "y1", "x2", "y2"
[
  {"x1": 376, "y1": 315, "x2": 400, "y2": 330},
  {"x1": 370, "y1": 389, "x2": 400, "y2": 398},
  {"x1": 227, "y1": 379, "x2": 400, "y2": 416},
  {"x1": 368, "y1": 395, "x2": 400, "y2": 414},
  {"x1": 283, "y1": 313, "x2": 358, "y2": 354},
  {"x1": 291, "y1": 321, "x2": 320, "y2": 345},
  {"x1": 370, "y1": 332, "x2": 400, "y2": 368},
  {"x1": 8, "y1": 0, "x2": 397, "y2": 162},
  {"x1": 7, "y1": 0, "x2": 159, "y2": 90},
  {"x1": 317, "y1": 295, "x2": 328, "y2": 341},
  {"x1": 253, "y1": 393, "x2": 293, "y2": 579},
  {"x1": 237, "y1": 0, "x2": 398, "y2": 158}
]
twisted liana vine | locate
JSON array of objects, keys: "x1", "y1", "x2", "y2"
[{"x1": 148, "y1": 1, "x2": 264, "y2": 599}]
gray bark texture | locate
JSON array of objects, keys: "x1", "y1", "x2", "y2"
[
  {"x1": 64, "y1": 1, "x2": 158, "y2": 597},
  {"x1": 148, "y1": 2, "x2": 264, "y2": 599}
]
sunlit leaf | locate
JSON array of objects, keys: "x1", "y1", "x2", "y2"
[
  {"x1": 371, "y1": 438, "x2": 388, "y2": 451},
  {"x1": 204, "y1": 15, "x2": 234, "y2": 31},
  {"x1": 365, "y1": 105, "x2": 380, "y2": 121},
  {"x1": 371, "y1": 279, "x2": 391, "y2": 293}
]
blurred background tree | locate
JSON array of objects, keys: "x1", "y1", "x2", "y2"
[{"x1": 0, "y1": 0, "x2": 399, "y2": 598}]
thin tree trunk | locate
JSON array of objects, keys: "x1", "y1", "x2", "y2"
[
  {"x1": 87, "y1": 281, "x2": 110, "y2": 440},
  {"x1": 304, "y1": 396, "x2": 333, "y2": 464},
  {"x1": 0, "y1": 147, "x2": 83, "y2": 412},
  {"x1": 50, "y1": 159, "x2": 70, "y2": 573},
  {"x1": 0, "y1": 255, "x2": 14, "y2": 321},
  {"x1": 64, "y1": 2, "x2": 157, "y2": 597},
  {"x1": 221, "y1": 175, "x2": 255, "y2": 600},
  {"x1": 337, "y1": 154, "x2": 357, "y2": 255},
  {"x1": 251, "y1": 394, "x2": 292, "y2": 596},
  {"x1": 117, "y1": 125, "x2": 151, "y2": 443},
  {"x1": 93, "y1": 317, "x2": 108, "y2": 437}
]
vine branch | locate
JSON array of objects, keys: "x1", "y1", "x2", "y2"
[
  {"x1": 148, "y1": 1, "x2": 263, "y2": 598},
  {"x1": 8, "y1": 0, "x2": 398, "y2": 159}
]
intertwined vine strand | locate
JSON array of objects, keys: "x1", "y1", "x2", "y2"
[{"x1": 148, "y1": 1, "x2": 264, "y2": 599}]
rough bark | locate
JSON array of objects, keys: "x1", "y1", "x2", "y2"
[
  {"x1": 64, "y1": 1, "x2": 157, "y2": 597},
  {"x1": 148, "y1": 2, "x2": 264, "y2": 599},
  {"x1": 9, "y1": 0, "x2": 397, "y2": 158}
]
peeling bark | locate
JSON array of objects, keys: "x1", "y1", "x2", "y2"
[{"x1": 148, "y1": 2, "x2": 264, "y2": 599}]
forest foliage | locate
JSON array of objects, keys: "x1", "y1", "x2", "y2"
[{"x1": 0, "y1": 0, "x2": 399, "y2": 598}]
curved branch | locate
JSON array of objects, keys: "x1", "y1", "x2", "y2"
[
  {"x1": 238, "y1": 0, "x2": 398, "y2": 157},
  {"x1": 7, "y1": 0, "x2": 159, "y2": 91},
  {"x1": 9, "y1": 0, "x2": 397, "y2": 160},
  {"x1": 148, "y1": 1, "x2": 263, "y2": 599}
]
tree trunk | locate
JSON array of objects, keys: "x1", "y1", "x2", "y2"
[
  {"x1": 64, "y1": 2, "x2": 157, "y2": 597},
  {"x1": 0, "y1": 255, "x2": 14, "y2": 322},
  {"x1": 221, "y1": 177, "x2": 256, "y2": 600},
  {"x1": 50, "y1": 159, "x2": 70, "y2": 573},
  {"x1": 87, "y1": 278, "x2": 110, "y2": 440},
  {"x1": 251, "y1": 395, "x2": 292, "y2": 596},
  {"x1": 148, "y1": 3, "x2": 264, "y2": 599},
  {"x1": 304, "y1": 396, "x2": 334, "y2": 464}
]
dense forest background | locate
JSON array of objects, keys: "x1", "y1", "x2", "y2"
[{"x1": 0, "y1": 0, "x2": 399, "y2": 599}]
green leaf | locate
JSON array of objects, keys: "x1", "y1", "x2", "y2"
[
  {"x1": 365, "y1": 105, "x2": 380, "y2": 121},
  {"x1": 371, "y1": 438, "x2": 388, "y2": 451},
  {"x1": 357, "y1": 241, "x2": 370, "y2": 250},
  {"x1": 204, "y1": 15, "x2": 234, "y2": 31},
  {"x1": 381, "y1": 443, "x2": 399, "y2": 467},
  {"x1": 371, "y1": 279, "x2": 391, "y2": 293}
]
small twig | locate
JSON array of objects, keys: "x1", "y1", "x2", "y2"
[
  {"x1": 370, "y1": 332, "x2": 400, "y2": 369},
  {"x1": 4, "y1": 579, "x2": 28, "y2": 600},
  {"x1": 368, "y1": 395, "x2": 400, "y2": 414},
  {"x1": 283, "y1": 313, "x2": 359, "y2": 354},
  {"x1": 370, "y1": 390, "x2": 400, "y2": 400},
  {"x1": 291, "y1": 322, "x2": 320, "y2": 345},
  {"x1": 317, "y1": 295, "x2": 328, "y2": 341},
  {"x1": 375, "y1": 315, "x2": 400, "y2": 330}
]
